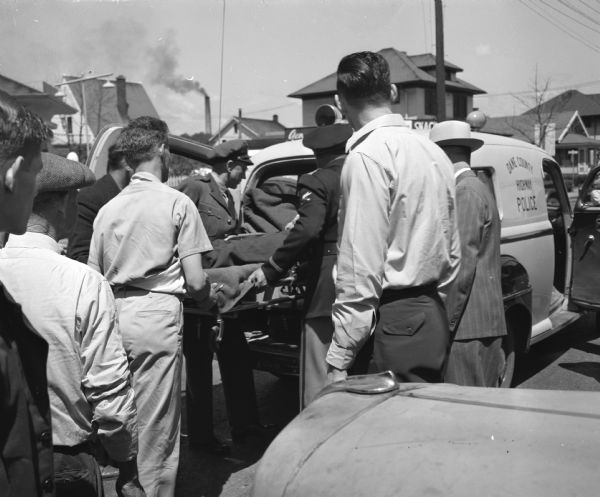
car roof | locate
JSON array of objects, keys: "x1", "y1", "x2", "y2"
[{"x1": 250, "y1": 128, "x2": 549, "y2": 167}]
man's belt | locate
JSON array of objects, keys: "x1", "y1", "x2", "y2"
[
  {"x1": 380, "y1": 283, "x2": 438, "y2": 304},
  {"x1": 54, "y1": 441, "x2": 93, "y2": 455}
]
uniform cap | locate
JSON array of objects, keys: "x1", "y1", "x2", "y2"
[
  {"x1": 302, "y1": 123, "x2": 353, "y2": 153},
  {"x1": 213, "y1": 139, "x2": 253, "y2": 165},
  {"x1": 36, "y1": 152, "x2": 96, "y2": 193},
  {"x1": 429, "y1": 120, "x2": 483, "y2": 151}
]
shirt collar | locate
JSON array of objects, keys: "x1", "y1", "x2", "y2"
[
  {"x1": 346, "y1": 113, "x2": 409, "y2": 152},
  {"x1": 131, "y1": 171, "x2": 162, "y2": 183},
  {"x1": 4, "y1": 231, "x2": 62, "y2": 254},
  {"x1": 453, "y1": 161, "x2": 472, "y2": 179}
]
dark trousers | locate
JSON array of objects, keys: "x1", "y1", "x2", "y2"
[
  {"x1": 444, "y1": 336, "x2": 505, "y2": 387},
  {"x1": 53, "y1": 445, "x2": 103, "y2": 497},
  {"x1": 373, "y1": 285, "x2": 450, "y2": 383},
  {"x1": 183, "y1": 314, "x2": 259, "y2": 443}
]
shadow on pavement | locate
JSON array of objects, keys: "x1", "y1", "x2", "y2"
[
  {"x1": 559, "y1": 361, "x2": 600, "y2": 383},
  {"x1": 514, "y1": 313, "x2": 599, "y2": 386},
  {"x1": 175, "y1": 374, "x2": 300, "y2": 497}
]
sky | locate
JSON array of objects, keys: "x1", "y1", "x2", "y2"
[{"x1": 1, "y1": 0, "x2": 600, "y2": 135}]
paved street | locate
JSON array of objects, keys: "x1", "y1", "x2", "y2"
[{"x1": 102, "y1": 311, "x2": 600, "y2": 497}]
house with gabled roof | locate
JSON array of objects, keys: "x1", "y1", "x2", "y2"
[
  {"x1": 210, "y1": 114, "x2": 286, "y2": 147},
  {"x1": 0, "y1": 73, "x2": 76, "y2": 126},
  {"x1": 51, "y1": 75, "x2": 159, "y2": 156},
  {"x1": 288, "y1": 47, "x2": 485, "y2": 126},
  {"x1": 482, "y1": 110, "x2": 600, "y2": 174},
  {"x1": 521, "y1": 89, "x2": 600, "y2": 140}
]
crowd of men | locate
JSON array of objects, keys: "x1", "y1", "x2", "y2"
[{"x1": 0, "y1": 50, "x2": 505, "y2": 497}]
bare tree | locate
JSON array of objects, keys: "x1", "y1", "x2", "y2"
[{"x1": 503, "y1": 67, "x2": 569, "y2": 148}]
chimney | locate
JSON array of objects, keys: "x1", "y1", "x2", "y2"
[
  {"x1": 116, "y1": 75, "x2": 129, "y2": 123},
  {"x1": 204, "y1": 94, "x2": 212, "y2": 135},
  {"x1": 272, "y1": 114, "x2": 279, "y2": 123}
]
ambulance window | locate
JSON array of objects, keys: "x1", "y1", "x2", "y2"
[
  {"x1": 582, "y1": 170, "x2": 600, "y2": 207},
  {"x1": 168, "y1": 153, "x2": 211, "y2": 188},
  {"x1": 542, "y1": 160, "x2": 570, "y2": 215}
]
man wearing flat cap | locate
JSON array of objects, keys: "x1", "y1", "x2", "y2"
[
  {"x1": 430, "y1": 120, "x2": 506, "y2": 387},
  {"x1": 177, "y1": 139, "x2": 268, "y2": 451},
  {"x1": 251, "y1": 123, "x2": 371, "y2": 408},
  {"x1": 0, "y1": 153, "x2": 144, "y2": 496}
]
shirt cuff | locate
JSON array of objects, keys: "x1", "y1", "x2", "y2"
[
  {"x1": 262, "y1": 257, "x2": 285, "y2": 283},
  {"x1": 326, "y1": 341, "x2": 357, "y2": 370}
]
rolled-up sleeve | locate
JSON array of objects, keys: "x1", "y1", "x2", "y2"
[
  {"x1": 327, "y1": 152, "x2": 390, "y2": 370},
  {"x1": 77, "y1": 273, "x2": 137, "y2": 462}
]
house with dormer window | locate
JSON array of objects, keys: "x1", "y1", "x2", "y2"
[{"x1": 288, "y1": 47, "x2": 486, "y2": 127}]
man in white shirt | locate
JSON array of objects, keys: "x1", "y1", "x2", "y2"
[
  {"x1": 326, "y1": 51, "x2": 461, "y2": 384},
  {"x1": 0, "y1": 153, "x2": 144, "y2": 497},
  {"x1": 89, "y1": 117, "x2": 216, "y2": 497}
]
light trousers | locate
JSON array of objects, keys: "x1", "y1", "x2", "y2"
[
  {"x1": 114, "y1": 289, "x2": 183, "y2": 497},
  {"x1": 300, "y1": 317, "x2": 333, "y2": 409}
]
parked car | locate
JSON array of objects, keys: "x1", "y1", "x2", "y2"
[{"x1": 251, "y1": 371, "x2": 600, "y2": 497}]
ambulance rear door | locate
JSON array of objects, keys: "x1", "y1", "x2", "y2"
[{"x1": 569, "y1": 165, "x2": 600, "y2": 310}]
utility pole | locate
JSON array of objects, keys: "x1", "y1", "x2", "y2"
[{"x1": 434, "y1": 0, "x2": 446, "y2": 122}]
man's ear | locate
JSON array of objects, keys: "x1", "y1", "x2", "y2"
[
  {"x1": 334, "y1": 94, "x2": 342, "y2": 111},
  {"x1": 158, "y1": 143, "x2": 165, "y2": 155},
  {"x1": 4, "y1": 156, "x2": 24, "y2": 193},
  {"x1": 225, "y1": 160, "x2": 234, "y2": 173},
  {"x1": 390, "y1": 84, "x2": 398, "y2": 103}
]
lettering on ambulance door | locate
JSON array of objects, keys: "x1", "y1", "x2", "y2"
[{"x1": 570, "y1": 165, "x2": 600, "y2": 308}]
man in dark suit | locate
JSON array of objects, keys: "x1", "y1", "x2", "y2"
[
  {"x1": 430, "y1": 121, "x2": 507, "y2": 387},
  {"x1": 67, "y1": 144, "x2": 131, "y2": 263},
  {"x1": 249, "y1": 124, "x2": 371, "y2": 408},
  {"x1": 177, "y1": 140, "x2": 268, "y2": 452}
]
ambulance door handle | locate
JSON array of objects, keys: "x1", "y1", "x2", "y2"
[{"x1": 579, "y1": 234, "x2": 595, "y2": 261}]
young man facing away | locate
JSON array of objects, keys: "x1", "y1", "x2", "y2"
[
  {"x1": 326, "y1": 52, "x2": 461, "y2": 385},
  {"x1": 89, "y1": 117, "x2": 216, "y2": 497}
]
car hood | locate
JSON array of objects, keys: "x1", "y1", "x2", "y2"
[{"x1": 252, "y1": 377, "x2": 600, "y2": 497}]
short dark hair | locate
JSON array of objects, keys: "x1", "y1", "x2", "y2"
[
  {"x1": 115, "y1": 116, "x2": 169, "y2": 169},
  {"x1": 0, "y1": 90, "x2": 49, "y2": 169},
  {"x1": 336, "y1": 51, "x2": 391, "y2": 106},
  {"x1": 106, "y1": 144, "x2": 126, "y2": 172}
]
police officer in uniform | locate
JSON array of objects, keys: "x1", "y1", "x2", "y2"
[
  {"x1": 178, "y1": 140, "x2": 266, "y2": 451},
  {"x1": 250, "y1": 123, "x2": 370, "y2": 408}
]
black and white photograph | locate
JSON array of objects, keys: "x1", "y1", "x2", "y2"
[{"x1": 1, "y1": 1, "x2": 600, "y2": 496}]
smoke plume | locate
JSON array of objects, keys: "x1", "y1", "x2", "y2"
[{"x1": 147, "y1": 31, "x2": 207, "y2": 96}]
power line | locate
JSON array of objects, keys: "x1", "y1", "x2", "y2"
[
  {"x1": 517, "y1": 0, "x2": 600, "y2": 55},
  {"x1": 574, "y1": 0, "x2": 600, "y2": 17},
  {"x1": 537, "y1": 0, "x2": 600, "y2": 36},
  {"x1": 559, "y1": 0, "x2": 600, "y2": 26},
  {"x1": 243, "y1": 102, "x2": 300, "y2": 116},
  {"x1": 480, "y1": 79, "x2": 600, "y2": 98}
]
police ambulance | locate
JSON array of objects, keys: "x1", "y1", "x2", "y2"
[
  {"x1": 87, "y1": 119, "x2": 600, "y2": 388},
  {"x1": 243, "y1": 121, "x2": 600, "y2": 387}
]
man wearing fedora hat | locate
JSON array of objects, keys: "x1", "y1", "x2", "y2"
[
  {"x1": 0, "y1": 153, "x2": 144, "y2": 496},
  {"x1": 430, "y1": 120, "x2": 507, "y2": 387}
]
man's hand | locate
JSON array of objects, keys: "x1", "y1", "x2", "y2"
[
  {"x1": 326, "y1": 364, "x2": 348, "y2": 384},
  {"x1": 115, "y1": 460, "x2": 146, "y2": 497},
  {"x1": 249, "y1": 268, "x2": 268, "y2": 289}
]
